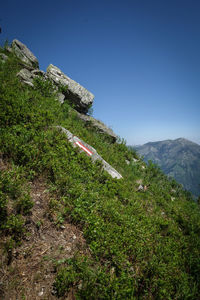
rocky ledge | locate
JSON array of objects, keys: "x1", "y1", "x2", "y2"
[
  {"x1": 12, "y1": 39, "x2": 39, "y2": 69},
  {"x1": 76, "y1": 111, "x2": 117, "y2": 143},
  {"x1": 47, "y1": 64, "x2": 94, "y2": 114},
  {"x1": 11, "y1": 39, "x2": 94, "y2": 114}
]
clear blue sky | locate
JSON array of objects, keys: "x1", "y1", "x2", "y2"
[{"x1": 1, "y1": 0, "x2": 200, "y2": 145}]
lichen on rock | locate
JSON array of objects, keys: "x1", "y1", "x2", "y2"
[
  {"x1": 46, "y1": 64, "x2": 94, "y2": 114},
  {"x1": 12, "y1": 39, "x2": 39, "y2": 68}
]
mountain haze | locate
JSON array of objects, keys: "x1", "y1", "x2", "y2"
[{"x1": 134, "y1": 138, "x2": 200, "y2": 198}]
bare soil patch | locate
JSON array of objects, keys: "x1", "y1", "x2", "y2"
[{"x1": 0, "y1": 178, "x2": 89, "y2": 300}]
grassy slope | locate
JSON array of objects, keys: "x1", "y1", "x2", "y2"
[{"x1": 0, "y1": 46, "x2": 200, "y2": 299}]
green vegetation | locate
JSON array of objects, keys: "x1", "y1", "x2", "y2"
[{"x1": 0, "y1": 44, "x2": 200, "y2": 299}]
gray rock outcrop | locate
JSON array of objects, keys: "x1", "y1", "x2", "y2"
[
  {"x1": 11, "y1": 40, "x2": 94, "y2": 114},
  {"x1": 46, "y1": 64, "x2": 94, "y2": 113},
  {"x1": 56, "y1": 126, "x2": 122, "y2": 179},
  {"x1": 31, "y1": 69, "x2": 46, "y2": 77},
  {"x1": 17, "y1": 68, "x2": 35, "y2": 87},
  {"x1": 76, "y1": 112, "x2": 117, "y2": 143},
  {"x1": 12, "y1": 39, "x2": 39, "y2": 68},
  {"x1": 56, "y1": 93, "x2": 65, "y2": 104},
  {"x1": 16, "y1": 68, "x2": 47, "y2": 87}
]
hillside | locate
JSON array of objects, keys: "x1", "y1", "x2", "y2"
[
  {"x1": 0, "y1": 40, "x2": 200, "y2": 299},
  {"x1": 133, "y1": 138, "x2": 200, "y2": 198}
]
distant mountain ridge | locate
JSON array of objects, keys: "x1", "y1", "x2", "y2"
[{"x1": 133, "y1": 138, "x2": 200, "y2": 198}]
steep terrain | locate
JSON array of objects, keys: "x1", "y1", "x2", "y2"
[
  {"x1": 133, "y1": 138, "x2": 200, "y2": 198},
  {"x1": 0, "y1": 41, "x2": 200, "y2": 299}
]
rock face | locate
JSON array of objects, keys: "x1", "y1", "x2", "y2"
[
  {"x1": 56, "y1": 93, "x2": 65, "y2": 104},
  {"x1": 11, "y1": 39, "x2": 94, "y2": 114},
  {"x1": 56, "y1": 126, "x2": 122, "y2": 179},
  {"x1": 12, "y1": 39, "x2": 39, "y2": 68},
  {"x1": 17, "y1": 68, "x2": 35, "y2": 87},
  {"x1": 46, "y1": 64, "x2": 94, "y2": 113},
  {"x1": 76, "y1": 112, "x2": 117, "y2": 143},
  {"x1": 17, "y1": 68, "x2": 47, "y2": 87}
]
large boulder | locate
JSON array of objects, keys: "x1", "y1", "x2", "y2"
[
  {"x1": 46, "y1": 64, "x2": 94, "y2": 113},
  {"x1": 56, "y1": 126, "x2": 122, "y2": 179},
  {"x1": 12, "y1": 39, "x2": 39, "y2": 68}
]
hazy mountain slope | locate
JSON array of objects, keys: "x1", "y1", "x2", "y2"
[
  {"x1": 133, "y1": 138, "x2": 200, "y2": 198},
  {"x1": 0, "y1": 42, "x2": 200, "y2": 299}
]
